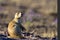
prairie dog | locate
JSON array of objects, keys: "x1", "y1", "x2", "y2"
[{"x1": 8, "y1": 12, "x2": 26, "y2": 38}]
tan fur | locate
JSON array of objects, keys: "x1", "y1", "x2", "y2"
[{"x1": 8, "y1": 12, "x2": 25, "y2": 38}]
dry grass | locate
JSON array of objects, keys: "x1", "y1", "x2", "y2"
[{"x1": 0, "y1": 0, "x2": 57, "y2": 38}]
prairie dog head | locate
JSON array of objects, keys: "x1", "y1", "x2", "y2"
[
  {"x1": 14, "y1": 12, "x2": 24, "y2": 23},
  {"x1": 15, "y1": 12, "x2": 22, "y2": 19}
]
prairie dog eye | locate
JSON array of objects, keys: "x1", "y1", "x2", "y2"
[{"x1": 21, "y1": 13, "x2": 24, "y2": 17}]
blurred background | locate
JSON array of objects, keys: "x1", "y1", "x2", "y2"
[{"x1": 0, "y1": 0, "x2": 57, "y2": 39}]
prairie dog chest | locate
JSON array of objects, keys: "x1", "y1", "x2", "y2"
[{"x1": 8, "y1": 23, "x2": 22, "y2": 34}]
